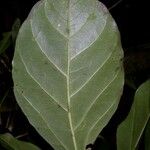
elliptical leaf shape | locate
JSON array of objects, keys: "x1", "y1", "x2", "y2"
[{"x1": 12, "y1": 0, "x2": 124, "y2": 149}]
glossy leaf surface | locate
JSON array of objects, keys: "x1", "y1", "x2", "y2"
[
  {"x1": 117, "y1": 80, "x2": 150, "y2": 150},
  {"x1": 12, "y1": 0, "x2": 124, "y2": 149}
]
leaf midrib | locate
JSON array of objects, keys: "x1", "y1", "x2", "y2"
[
  {"x1": 44, "y1": 1, "x2": 106, "y2": 149},
  {"x1": 130, "y1": 99, "x2": 150, "y2": 150},
  {"x1": 29, "y1": 1, "x2": 109, "y2": 149},
  {"x1": 66, "y1": 0, "x2": 78, "y2": 150}
]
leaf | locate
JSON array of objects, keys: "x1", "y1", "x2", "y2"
[
  {"x1": 12, "y1": 0, "x2": 124, "y2": 150},
  {"x1": 145, "y1": 119, "x2": 150, "y2": 150},
  {"x1": 0, "y1": 19, "x2": 20, "y2": 55},
  {"x1": 0, "y1": 133, "x2": 40, "y2": 150},
  {"x1": 117, "y1": 80, "x2": 150, "y2": 150},
  {"x1": 11, "y1": 18, "x2": 21, "y2": 44},
  {"x1": 0, "y1": 32, "x2": 11, "y2": 55}
]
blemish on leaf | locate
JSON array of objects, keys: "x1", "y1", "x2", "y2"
[
  {"x1": 66, "y1": 28, "x2": 70, "y2": 34},
  {"x1": 44, "y1": 61, "x2": 48, "y2": 65},
  {"x1": 88, "y1": 13, "x2": 96, "y2": 21}
]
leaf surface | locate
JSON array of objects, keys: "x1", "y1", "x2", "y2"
[
  {"x1": 145, "y1": 119, "x2": 150, "y2": 150},
  {"x1": 12, "y1": 0, "x2": 124, "y2": 150},
  {"x1": 117, "y1": 80, "x2": 150, "y2": 150},
  {"x1": 11, "y1": 18, "x2": 21, "y2": 44},
  {"x1": 0, "y1": 32, "x2": 11, "y2": 55},
  {"x1": 0, "y1": 133, "x2": 40, "y2": 150}
]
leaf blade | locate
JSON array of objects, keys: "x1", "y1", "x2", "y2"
[
  {"x1": 0, "y1": 32, "x2": 11, "y2": 55},
  {"x1": 117, "y1": 80, "x2": 150, "y2": 150},
  {"x1": 145, "y1": 119, "x2": 150, "y2": 150},
  {"x1": 0, "y1": 133, "x2": 40, "y2": 150},
  {"x1": 12, "y1": 0, "x2": 124, "y2": 150}
]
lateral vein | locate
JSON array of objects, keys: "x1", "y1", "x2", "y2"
[
  {"x1": 18, "y1": 52, "x2": 68, "y2": 112},
  {"x1": 30, "y1": 19, "x2": 67, "y2": 78},
  {"x1": 17, "y1": 89, "x2": 68, "y2": 150},
  {"x1": 67, "y1": 0, "x2": 78, "y2": 150}
]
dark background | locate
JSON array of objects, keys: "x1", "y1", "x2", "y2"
[{"x1": 0, "y1": 0, "x2": 150, "y2": 149}]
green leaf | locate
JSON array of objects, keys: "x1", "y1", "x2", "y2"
[
  {"x1": 145, "y1": 119, "x2": 150, "y2": 150},
  {"x1": 0, "y1": 133, "x2": 40, "y2": 150},
  {"x1": 117, "y1": 80, "x2": 150, "y2": 150},
  {"x1": 0, "y1": 32, "x2": 11, "y2": 55},
  {"x1": 11, "y1": 18, "x2": 21, "y2": 44},
  {"x1": 12, "y1": 0, "x2": 124, "y2": 150},
  {"x1": 0, "y1": 19, "x2": 20, "y2": 55}
]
